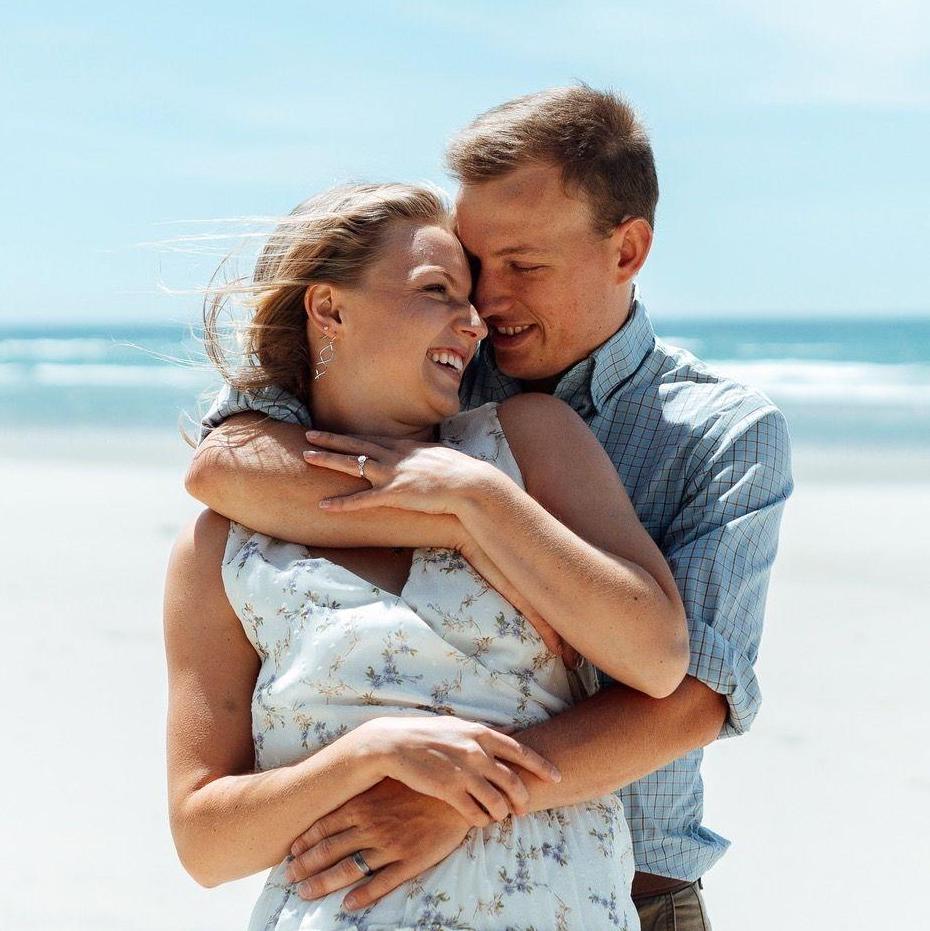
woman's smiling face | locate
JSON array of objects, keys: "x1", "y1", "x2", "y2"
[{"x1": 309, "y1": 221, "x2": 487, "y2": 437}]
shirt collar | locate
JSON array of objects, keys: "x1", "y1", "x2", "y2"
[
  {"x1": 586, "y1": 295, "x2": 656, "y2": 410},
  {"x1": 473, "y1": 290, "x2": 657, "y2": 416}
]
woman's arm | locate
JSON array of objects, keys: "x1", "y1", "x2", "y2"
[
  {"x1": 465, "y1": 393, "x2": 689, "y2": 698},
  {"x1": 165, "y1": 510, "x2": 387, "y2": 886},
  {"x1": 187, "y1": 414, "x2": 465, "y2": 550},
  {"x1": 306, "y1": 396, "x2": 689, "y2": 698},
  {"x1": 164, "y1": 510, "x2": 560, "y2": 887}
]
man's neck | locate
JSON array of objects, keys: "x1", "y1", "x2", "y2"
[
  {"x1": 519, "y1": 292, "x2": 638, "y2": 396},
  {"x1": 521, "y1": 373, "x2": 562, "y2": 395}
]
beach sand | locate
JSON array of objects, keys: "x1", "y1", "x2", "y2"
[{"x1": 2, "y1": 431, "x2": 927, "y2": 929}]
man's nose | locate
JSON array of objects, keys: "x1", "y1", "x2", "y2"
[{"x1": 472, "y1": 270, "x2": 510, "y2": 317}]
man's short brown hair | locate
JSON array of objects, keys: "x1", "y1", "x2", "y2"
[{"x1": 445, "y1": 84, "x2": 658, "y2": 234}]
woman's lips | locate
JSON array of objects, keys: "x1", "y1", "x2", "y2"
[{"x1": 426, "y1": 349, "x2": 466, "y2": 383}]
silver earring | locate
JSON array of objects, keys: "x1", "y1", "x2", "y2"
[{"x1": 313, "y1": 328, "x2": 335, "y2": 380}]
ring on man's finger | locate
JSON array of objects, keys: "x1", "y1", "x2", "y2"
[{"x1": 350, "y1": 850, "x2": 374, "y2": 876}]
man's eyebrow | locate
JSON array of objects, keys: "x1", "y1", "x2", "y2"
[{"x1": 491, "y1": 244, "x2": 546, "y2": 258}]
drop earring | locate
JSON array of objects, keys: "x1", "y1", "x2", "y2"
[{"x1": 313, "y1": 328, "x2": 335, "y2": 380}]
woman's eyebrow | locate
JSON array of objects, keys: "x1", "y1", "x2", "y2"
[
  {"x1": 409, "y1": 265, "x2": 455, "y2": 281},
  {"x1": 409, "y1": 265, "x2": 469, "y2": 290}
]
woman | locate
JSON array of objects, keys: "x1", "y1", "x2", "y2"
[{"x1": 165, "y1": 182, "x2": 688, "y2": 929}]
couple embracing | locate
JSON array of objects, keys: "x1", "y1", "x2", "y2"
[{"x1": 164, "y1": 85, "x2": 793, "y2": 930}]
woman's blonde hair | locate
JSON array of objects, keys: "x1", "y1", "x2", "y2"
[{"x1": 203, "y1": 182, "x2": 451, "y2": 403}]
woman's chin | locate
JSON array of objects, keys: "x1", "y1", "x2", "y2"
[
  {"x1": 421, "y1": 381, "x2": 462, "y2": 420},
  {"x1": 432, "y1": 396, "x2": 461, "y2": 422}
]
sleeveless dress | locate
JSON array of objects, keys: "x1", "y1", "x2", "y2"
[{"x1": 222, "y1": 402, "x2": 639, "y2": 931}]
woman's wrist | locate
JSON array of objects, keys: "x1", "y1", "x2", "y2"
[
  {"x1": 452, "y1": 463, "x2": 512, "y2": 520},
  {"x1": 321, "y1": 720, "x2": 390, "y2": 786}
]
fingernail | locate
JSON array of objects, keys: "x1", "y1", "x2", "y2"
[
  {"x1": 299, "y1": 882, "x2": 314, "y2": 899},
  {"x1": 319, "y1": 499, "x2": 332, "y2": 509},
  {"x1": 343, "y1": 895, "x2": 358, "y2": 910},
  {"x1": 306, "y1": 430, "x2": 320, "y2": 438},
  {"x1": 551, "y1": 767, "x2": 562, "y2": 782},
  {"x1": 303, "y1": 450, "x2": 317, "y2": 458}
]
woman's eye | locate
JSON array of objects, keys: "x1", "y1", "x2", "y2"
[{"x1": 511, "y1": 263, "x2": 544, "y2": 273}]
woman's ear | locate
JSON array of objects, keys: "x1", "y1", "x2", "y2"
[{"x1": 304, "y1": 284, "x2": 342, "y2": 334}]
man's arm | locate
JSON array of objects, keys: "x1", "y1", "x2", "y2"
[{"x1": 508, "y1": 676, "x2": 726, "y2": 808}]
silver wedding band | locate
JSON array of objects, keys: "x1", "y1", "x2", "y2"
[
  {"x1": 350, "y1": 850, "x2": 373, "y2": 876},
  {"x1": 356, "y1": 455, "x2": 368, "y2": 479}
]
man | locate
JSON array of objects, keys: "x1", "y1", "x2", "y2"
[{"x1": 189, "y1": 85, "x2": 793, "y2": 929}]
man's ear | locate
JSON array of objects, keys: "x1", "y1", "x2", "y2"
[
  {"x1": 610, "y1": 217, "x2": 653, "y2": 284},
  {"x1": 304, "y1": 284, "x2": 342, "y2": 334}
]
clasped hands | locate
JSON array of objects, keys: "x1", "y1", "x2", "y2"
[{"x1": 285, "y1": 716, "x2": 560, "y2": 912}]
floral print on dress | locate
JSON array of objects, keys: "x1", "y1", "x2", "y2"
[{"x1": 221, "y1": 403, "x2": 637, "y2": 930}]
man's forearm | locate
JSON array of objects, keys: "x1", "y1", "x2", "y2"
[
  {"x1": 512, "y1": 675, "x2": 728, "y2": 811},
  {"x1": 187, "y1": 415, "x2": 462, "y2": 548}
]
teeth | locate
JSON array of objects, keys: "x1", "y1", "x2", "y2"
[
  {"x1": 496, "y1": 325, "x2": 531, "y2": 336},
  {"x1": 429, "y1": 351, "x2": 464, "y2": 372}
]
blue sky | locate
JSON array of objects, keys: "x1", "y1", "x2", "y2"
[{"x1": 1, "y1": 0, "x2": 928, "y2": 324}]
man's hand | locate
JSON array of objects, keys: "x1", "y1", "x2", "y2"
[{"x1": 286, "y1": 778, "x2": 471, "y2": 911}]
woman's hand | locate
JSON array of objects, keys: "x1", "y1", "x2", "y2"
[
  {"x1": 303, "y1": 430, "x2": 499, "y2": 516},
  {"x1": 358, "y1": 715, "x2": 561, "y2": 826}
]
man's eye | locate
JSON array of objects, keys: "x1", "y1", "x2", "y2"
[
  {"x1": 511, "y1": 263, "x2": 544, "y2": 273},
  {"x1": 423, "y1": 283, "x2": 449, "y2": 295}
]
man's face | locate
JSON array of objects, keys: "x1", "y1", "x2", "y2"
[{"x1": 455, "y1": 162, "x2": 627, "y2": 387}]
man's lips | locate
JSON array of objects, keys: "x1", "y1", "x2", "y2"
[
  {"x1": 492, "y1": 324, "x2": 533, "y2": 337},
  {"x1": 489, "y1": 324, "x2": 535, "y2": 349}
]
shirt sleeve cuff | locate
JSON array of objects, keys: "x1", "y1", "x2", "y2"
[
  {"x1": 687, "y1": 621, "x2": 762, "y2": 739},
  {"x1": 199, "y1": 384, "x2": 312, "y2": 443}
]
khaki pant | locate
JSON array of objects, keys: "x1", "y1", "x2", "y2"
[{"x1": 634, "y1": 879, "x2": 712, "y2": 931}]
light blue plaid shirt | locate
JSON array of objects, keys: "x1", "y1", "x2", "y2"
[{"x1": 201, "y1": 297, "x2": 793, "y2": 881}]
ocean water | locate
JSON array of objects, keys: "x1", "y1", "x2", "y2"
[{"x1": 1, "y1": 317, "x2": 928, "y2": 448}]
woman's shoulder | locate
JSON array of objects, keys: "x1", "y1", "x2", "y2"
[
  {"x1": 165, "y1": 510, "x2": 234, "y2": 619},
  {"x1": 495, "y1": 393, "x2": 591, "y2": 460},
  {"x1": 495, "y1": 392, "x2": 581, "y2": 428},
  {"x1": 441, "y1": 395, "x2": 597, "y2": 485},
  {"x1": 171, "y1": 509, "x2": 231, "y2": 568},
  {"x1": 494, "y1": 393, "x2": 615, "y2": 500}
]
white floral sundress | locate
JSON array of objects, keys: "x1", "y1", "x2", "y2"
[{"x1": 222, "y1": 402, "x2": 639, "y2": 931}]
